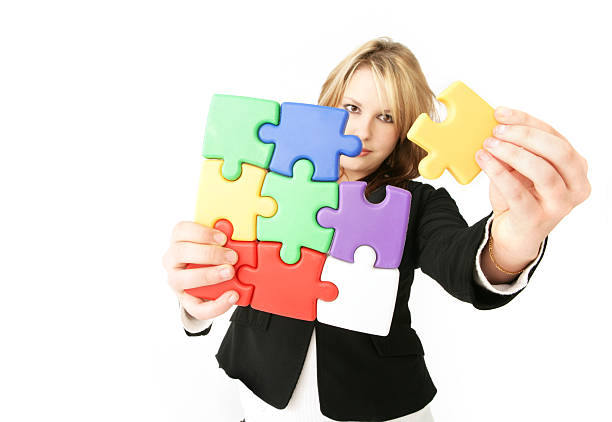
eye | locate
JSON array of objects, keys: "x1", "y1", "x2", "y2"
[
  {"x1": 378, "y1": 113, "x2": 394, "y2": 123},
  {"x1": 343, "y1": 104, "x2": 360, "y2": 113}
]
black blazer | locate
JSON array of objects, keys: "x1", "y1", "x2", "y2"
[{"x1": 187, "y1": 180, "x2": 548, "y2": 421}]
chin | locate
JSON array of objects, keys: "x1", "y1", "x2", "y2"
[
  {"x1": 340, "y1": 157, "x2": 379, "y2": 180},
  {"x1": 340, "y1": 157, "x2": 362, "y2": 171}
]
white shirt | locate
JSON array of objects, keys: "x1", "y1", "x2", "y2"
[{"x1": 181, "y1": 216, "x2": 546, "y2": 421}]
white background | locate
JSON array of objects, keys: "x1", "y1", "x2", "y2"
[{"x1": 1, "y1": 1, "x2": 610, "y2": 421}]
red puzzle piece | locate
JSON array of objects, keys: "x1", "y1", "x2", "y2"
[
  {"x1": 237, "y1": 242, "x2": 339, "y2": 321},
  {"x1": 185, "y1": 219, "x2": 256, "y2": 306}
]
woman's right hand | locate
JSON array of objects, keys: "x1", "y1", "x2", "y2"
[{"x1": 163, "y1": 221, "x2": 239, "y2": 321}]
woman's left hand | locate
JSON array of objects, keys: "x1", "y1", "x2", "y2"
[{"x1": 475, "y1": 106, "x2": 591, "y2": 263}]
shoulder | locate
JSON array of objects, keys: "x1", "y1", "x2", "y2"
[
  {"x1": 396, "y1": 179, "x2": 453, "y2": 203},
  {"x1": 367, "y1": 178, "x2": 457, "y2": 210},
  {"x1": 396, "y1": 180, "x2": 462, "y2": 223}
]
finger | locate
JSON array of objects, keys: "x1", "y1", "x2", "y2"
[
  {"x1": 171, "y1": 221, "x2": 227, "y2": 245},
  {"x1": 508, "y1": 167, "x2": 537, "y2": 192},
  {"x1": 492, "y1": 163, "x2": 537, "y2": 192},
  {"x1": 476, "y1": 149, "x2": 540, "y2": 218},
  {"x1": 481, "y1": 153, "x2": 534, "y2": 191},
  {"x1": 168, "y1": 264, "x2": 235, "y2": 292},
  {"x1": 172, "y1": 242, "x2": 238, "y2": 268},
  {"x1": 494, "y1": 107, "x2": 566, "y2": 141},
  {"x1": 483, "y1": 159, "x2": 537, "y2": 212},
  {"x1": 180, "y1": 290, "x2": 237, "y2": 321},
  {"x1": 482, "y1": 138, "x2": 568, "y2": 207},
  {"x1": 492, "y1": 124, "x2": 587, "y2": 197},
  {"x1": 483, "y1": 144, "x2": 535, "y2": 191}
]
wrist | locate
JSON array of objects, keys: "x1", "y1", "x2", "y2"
[{"x1": 489, "y1": 235, "x2": 540, "y2": 274}]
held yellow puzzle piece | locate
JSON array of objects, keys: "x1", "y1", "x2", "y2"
[
  {"x1": 407, "y1": 81, "x2": 497, "y2": 185},
  {"x1": 194, "y1": 159, "x2": 277, "y2": 241}
]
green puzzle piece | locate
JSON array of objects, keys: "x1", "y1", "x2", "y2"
[
  {"x1": 203, "y1": 94, "x2": 280, "y2": 181},
  {"x1": 257, "y1": 159, "x2": 338, "y2": 264}
]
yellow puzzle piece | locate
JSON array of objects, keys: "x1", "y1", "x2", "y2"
[
  {"x1": 194, "y1": 159, "x2": 277, "y2": 241},
  {"x1": 407, "y1": 81, "x2": 497, "y2": 185}
]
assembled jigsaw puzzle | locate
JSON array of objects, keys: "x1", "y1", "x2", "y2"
[{"x1": 185, "y1": 93, "x2": 420, "y2": 336}]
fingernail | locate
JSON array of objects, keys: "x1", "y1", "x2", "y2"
[
  {"x1": 496, "y1": 107, "x2": 511, "y2": 118},
  {"x1": 494, "y1": 125, "x2": 506, "y2": 136},
  {"x1": 484, "y1": 137, "x2": 499, "y2": 148},
  {"x1": 476, "y1": 149, "x2": 490, "y2": 161},
  {"x1": 220, "y1": 267, "x2": 232, "y2": 279},
  {"x1": 225, "y1": 251, "x2": 237, "y2": 263},
  {"x1": 228, "y1": 293, "x2": 238, "y2": 304},
  {"x1": 214, "y1": 232, "x2": 226, "y2": 245}
]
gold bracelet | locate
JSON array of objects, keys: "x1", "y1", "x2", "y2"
[{"x1": 488, "y1": 236, "x2": 523, "y2": 275}]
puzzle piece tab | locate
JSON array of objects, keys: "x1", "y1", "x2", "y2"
[
  {"x1": 184, "y1": 220, "x2": 256, "y2": 306},
  {"x1": 237, "y1": 242, "x2": 339, "y2": 321},
  {"x1": 258, "y1": 102, "x2": 362, "y2": 181},
  {"x1": 317, "y1": 181, "x2": 411, "y2": 268},
  {"x1": 406, "y1": 81, "x2": 497, "y2": 185},
  {"x1": 257, "y1": 159, "x2": 338, "y2": 264},
  {"x1": 195, "y1": 159, "x2": 277, "y2": 241},
  {"x1": 317, "y1": 246, "x2": 399, "y2": 336},
  {"x1": 203, "y1": 94, "x2": 279, "y2": 181}
]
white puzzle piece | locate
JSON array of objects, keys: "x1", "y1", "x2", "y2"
[{"x1": 317, "y1": 245, "x2": 399, "y2": 336}]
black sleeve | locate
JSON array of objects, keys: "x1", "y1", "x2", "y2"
[{"x1": 415, "y1": 186, "x2": 548, "y2": 310}]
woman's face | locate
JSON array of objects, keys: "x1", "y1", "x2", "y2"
[{"x1": 338, "y1": 65, "x2": 399, "y2": 182}]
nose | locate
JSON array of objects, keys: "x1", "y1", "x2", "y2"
[{"x1": 346, "y1": 114, "x2": 372, "y2": 143}]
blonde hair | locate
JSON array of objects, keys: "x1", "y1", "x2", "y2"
[{"x1": 318, "y1": 37, "x2": 437, "y2": 195}]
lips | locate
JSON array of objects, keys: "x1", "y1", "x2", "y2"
[{"x1": 358, "y1": 149, "x2": 372, "y2": 157}]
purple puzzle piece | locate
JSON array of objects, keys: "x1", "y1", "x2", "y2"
[
  {"x1": 258, "y1": 103, "x2": 362, "y2": 182},
  {"x1": 316, "y1": 181, "x2": 412, "y2": 268}
]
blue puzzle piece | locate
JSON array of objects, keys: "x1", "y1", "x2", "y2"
[{"x1": 258, "y1": 103, "x2": 362, "y2": 181}]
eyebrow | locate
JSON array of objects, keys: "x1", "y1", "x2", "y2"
[{"x1": 342, "y1": 96, "x2": 392, "y2": 114}]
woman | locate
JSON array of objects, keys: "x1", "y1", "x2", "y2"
[{"x1": 162, "y1": 38, "x2": 590, "y2": 421}]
